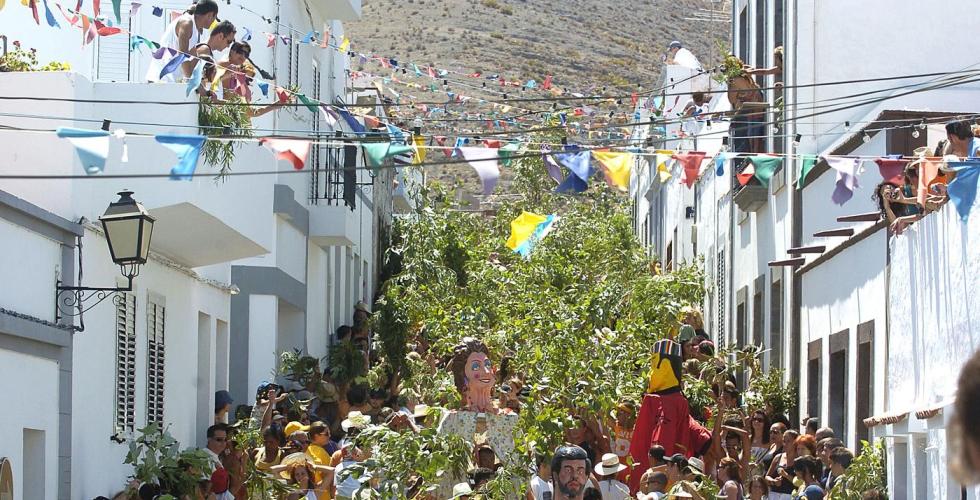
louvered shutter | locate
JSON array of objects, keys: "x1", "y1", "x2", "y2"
[
  {"x1": 146, "y1": 299, "x2": 166, "y2": 425},
  {"x1": 114, "y1": 293, "x2": 137, "y2": 433},
  {"x1": 95, "y1": 0, "x2": 133, "y2": 82}
]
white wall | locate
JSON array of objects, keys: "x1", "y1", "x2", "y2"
[{"x1": 0, "y1": 350, "x2": 60, "y2": 500}]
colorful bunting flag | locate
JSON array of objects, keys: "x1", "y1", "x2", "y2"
[
  {"x1": 151, "y1": 5, "x2": 162, "y2": 16},
  {"x1": 362, "y1": 142, "x2": 414, "y2": 172},
  {"x1": 92, "y1": 0, "x2": 99, "y2": 18},
  {"x1": 30, "y1": 0, "x2": 40, "y2": 25},
  {"x1": 946, "y1": 161, "x2": 980, "y2": 221},
  {"x1": 240, "y1": 26, "x2": 251, "y2": 42},
  {"x1": 130, "y1": 2, "x2": 141, "y2": 16},
  {"x1": 737, "y1": 164, "x2": 755, "y2": 186},
  {"x1": 555, "y1": 151, "x2": 594, "y2": 193},
  {"x1": 796, "y1": 155, "x2": 819, "y2": 190},
  {"x1": 499, "y1": 142, "x2": 519, "y2": 167},
  {"x1": 338, "y1": 37, "x2": 350, "y2": 53},
  {"x1": 592, "y1": 151, "x2": 634, "y2": 192},
  {"x1": 541, "y1": 147, "x2": 564, "y2": 184},
  {"x1": 185, "y1": 60, "x2": 203, "y2": 97},
  {"x1": 672, "y1": 151, "x2": 707, "y2": 188},
  {"x1": 458, "y1": 147, "x2": 501, "y2": 195},
  {"x1": 159, "y1": 52, "x2": 188, "y2": 80},
  {"x1": 260, "y1": 138, "x2": 312, "y2": 170},
  {"x1": 825, "y1": 156, "x2": 861, "y2": 205},
  {"x1": 506, "y1": 211, "x2": 558, "y2": 258},
  {"x1": 336, "y1": 108, "x2": 365, "y2": 135},
  {"x1": 42, "y1": 0, "x2": 59, "y2": 27},
  {"x1": 412, "y1": 135, "x2": 427, "y2": 165},
  {"x1": 715, "y1": 152, "x2": 736, "y2": 177},
  {"x1": 56, "y1": 127, "x2": 110, "y2": 175},
  {"x1": 111, "y1": 0, "x2": 120, "y2": 22},
  {"x1": 296, "y1": 93, "x2": 320, "y2": 114},
  {"x1": 156, "y1": 134, "x2": 206, "y2": 181},
  {"x1": 874, "y1": 158, "x2": 907, "y2": 185},
  {"x1": 542, "y1": 75, "x2": 553, "y2": 90},
  {"x1": 301, "y1": 30, "x2": 314, "y2": 44},
  {"x1": 748, "y1": 156, "x2": 782, "y2": 188}
]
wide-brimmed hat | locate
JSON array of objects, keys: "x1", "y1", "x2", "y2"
[
  {"x1": 354, "y1": 301, "x2": 372, "y2": 314},
  {"x1": 688, "y1": 457, "x2": 705, "y2": 475},
  {"x1": 278, "y1": 452, "x2": 313, "y2": 480},
  {"x1": 450, "y1": 482, "x2": 473, "y2": 498},
  {"x1": 413, "y1": 404, "x2": 431, "y2": 420},
  {"x1": 594, "y1": 453, "x2": 628, "y2": 476},
  {"x1": 342, "y1": 410, "x2": 371, "y2": 432},
  {"x1": 666, "y1": 453, "x2": 688, "y2": 467}
]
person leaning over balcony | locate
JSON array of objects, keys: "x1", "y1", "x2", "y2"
[
  {"x1": 946, "y1": 120, "x2": 980, "y2": 159},
  {"x1": 952, "y1": 348, "x2": 980, "y2": 485},
  {"x1": 146, "y1": 0, "x2": 220, "y2": 83},
  {"x1": 744, "y1": 46, "x2": 784, "y2": 88},
  {"x1": 191, "y1": 21, "x2": 236, "y2": 96},
  {"x1": 214, "y1": 42, "x2": 290, "y2": 118}
]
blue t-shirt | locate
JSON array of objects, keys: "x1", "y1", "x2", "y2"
[{"x1": 800, "y1": 484, "x2": 825, "y2": 500}]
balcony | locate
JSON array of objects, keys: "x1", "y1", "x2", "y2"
[{"x1": 308, "y1": 136, "x2": 371, "y2": 248}]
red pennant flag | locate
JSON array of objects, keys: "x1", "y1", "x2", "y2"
[
  {"x1": 543, "y1": 75, "x2": 553, "y2": 90},
  {"x1": 631, "y1": 92, "x2": 639, "y2": 106},
  {"x1": 468, "y1": 72, "x2": 482, "y2": 78},
  {"x1": 266, "y1": 32, "x2": 276, "y2": 48},
  {"x1": 672, "y1": 151, "x2": 708, "y2": 188},
  {"x1": 874, "y1": 158, "x2": 907, "y2": 185},
  {"x1": 57, "y1": 3, "x2": 79, "y2": 25},
  {"x1": 94, "y1": 20, "x2": 122, "y2": 36},
  {"x1": 379, "y1": 57, "x2": 391, "y2": 69},
  {"x1": 30, "y1": 0, "x2": 41, "y2": 24},
  {"x1": 434, "y1": 136, "x2": 453, "y2": 157},
  {"x1": 81, "y1": 15, "x2": 98, "y2": 45},
  {"x1": 737, "y1": 164, "x2": 756, "y2": 186},
  {"x1": 92, "y1": 0, "x2": 100, "y2": 18},
  {"x1": 427, "y1": 67, "x2": 436, "y2": 79},
  {"x1": 260, "y1": 138, "x2": 312, "y2": 170},
  {"x1": 484, "y1": 140, "x2": 501, "y2": 149},
  {"x1": 275, "y1": 87, "x2": 290, "y2": 103},
  {"x1": 363, "y1": 115, "x2": 381, "y2": 129}
]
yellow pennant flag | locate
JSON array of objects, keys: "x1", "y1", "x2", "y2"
[
  {"x1": 655, "y1": 151, "x2": 674, "y2": 183},
  {"x1": 338, "y1": 37, "x2": 350, "y2": 53},
  {"x1": 592, "y1": 151, "x2": 634, "y2": 192},
  {"x1": 505, "y1": 211, "x2": 549, "y2": 252},
  {"x1": 412, "y1": 135, "x2": 427, "y2": 165}
]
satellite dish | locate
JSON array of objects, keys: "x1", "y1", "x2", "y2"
[{"x1": 0, "y1": 457, "x2": 13, "y2": 500}]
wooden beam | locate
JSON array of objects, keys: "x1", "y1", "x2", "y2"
[
  {"x1": 837, "y1": 212, "x2": 884, "y2": 223},
  {"x1": 813, "y1": 228, "x2": 856, "y2": 238},
  {"x1": 787, "y1": 245, "x2": 826, "y2": 255},
  {"x1": 769, "y1": 257, "x2": 806, "y2": 267}
]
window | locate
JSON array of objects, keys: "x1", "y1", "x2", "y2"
[
  {"x1": 738, "y1": 8, "x2": 749, "y2": 63},
  {"x1": 856, "y1": 321, "x2": 874, "y2": 452},
  {"x1": 736, "y1": 287, "x2": 748, "y2": 347},
  {"x1": 774, "y1": 0, "x2": 785, "y2": 48},
  {"x1": 752, "y1": 275, "x2": 765, "y2": 348},
  {"x1": 146, "y1": 296, "x2": 166, "y2": 425},
  {"x1": 807, "y1": 339, "x2": 822, "y2": 421},
  {"x1": 769, "y1": 271, "x2": 783, "y2": 370},
  {"x1": 716, "y1": 249, "x2": 726, "y2": 347},
  {"x1": 114, "y1": 292, "x2": 137, "y2": 434},
  {"x1": 829, "y1": 330, "x2": 848, "y2": 442},
  {"x1": 754, "y1": 0, "x2": 767, "y2": 70}
]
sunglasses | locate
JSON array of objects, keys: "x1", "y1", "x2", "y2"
[{"x1": 211, "y1": 437, "x2": 227, "y2": 442}]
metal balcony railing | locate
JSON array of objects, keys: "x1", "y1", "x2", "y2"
[{"x1": 310, "y1": 131, "x2": 359, "y2": 210}]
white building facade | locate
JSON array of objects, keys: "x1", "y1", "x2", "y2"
[
  {"x1": 0, "y1": 0, "x2": 425, "y2": 498},
  {"x1": 635, "y1": 1, "x2": 980, "y2": 498}
]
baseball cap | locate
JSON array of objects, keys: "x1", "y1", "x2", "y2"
[
  {"x1": 678, "y1": 325, "x2": 696, "y2": 344},
  {"x1": 668, "y1": 41, "x2": 683, "y2": 49},
  {"x1": 284, "y1": 421, "x2": 310, "y2": 437}
]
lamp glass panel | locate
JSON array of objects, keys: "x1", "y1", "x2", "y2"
[
  {"x1": 103, "y1": 218, "x2": 141, "y2": 262},
  {"x1": 139, "y1": 219, "x2": 154, "y2": 261}
]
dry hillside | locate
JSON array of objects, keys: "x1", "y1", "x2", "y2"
[{"x1": 346, "y1": 0, "x2": 731, "y2": 199}]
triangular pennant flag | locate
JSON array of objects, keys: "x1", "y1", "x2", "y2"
[
  {"x1": 257, "y1": 81, "x2": 270, "y2": 98},
  {"x1": 946, "y1": 161, "x2": 980, "y2": 221},
  {"x1": 130, "y1": 2, "x2": 141, "y2": 16},
  {"x1": 592, "y1": 151, "x2": 634, "y2": 192},
  {"x1": 506, "y1": 211, "x2": 558, "y2": 258},
  {"x1": 825, "y1": 156, "x2": 861, "y2": 205},
  {"x1": 672, "y1": 151, "x2": 707, "y2": 188},
  {"x1": 301, "y1": 30, "x2": 314, "y2": 44},
  {"x1": 94, "y1": 19, "x2": 122, "y2": 36},
  {"x1": 412, "y1": 135, "x2": 427, "y2": 165},
  {"x1": 337, "y1": 108, "x2": 366, "y2": 135},
  {"x1": 386, "y1": 124, "x2": 406, "y2": 144},
  {"x1": 715, "y1": 152, "x2": 736, "y2": 176},
  {"x1": 111, "y1": 0, "x2": 120, "y2": 22},
  {"x1": 261, "y1": 138, "x2": 312, "y2": 170},
  {"x1": 874, "y1": 158, "x2": 908, "y2": 185},
  {"x1": 916, "y1": 157, "x2": 942, "y2": 209},
  {"x1": 542, "y1": 75, "x2": 553, "y2": 90},
  {"x1": 338, "y1": 37, "x2": 350, "y2": 53},
  {"x1": 458, "y1": 147, "x2": 501, "y2": 195},
  {"x1": 796, "y1": 155, "x2": 819, "y2": 190},
  {"x1": 56, "y1": 127, "x2": 110, "y2": 174},
  {"x1": 319, "y1": 105, "x2": 340, "y2": 129},
  {"x1": 279, "y1": 35, "x2": 291, "y2": 46},
  {"x1": 362, "y1": 142, "x2": 414, "y2": 172},
  {"x1": 737, "y1": 164, "x2": 755, "y2": 186},
  {"x1": 296, "y1": 93, "x2": 320, "y2": 114},
  {"x1": 42, "y1": 0, "x2": 59, "y2": 27},
  {"x1": 275, "y1": 86, "x2": 290, "y2": 103},
  {"x1": 185, "y1": 60, "x2": 203, "y2": 97},
  {"x1": 434, "y1": 136, "x2": 453, "y2": 157},
  {"x1": 241, "y1": 26, "x2": 251, "y2": 42},
  {"x1": 81, "y1": 15, "x2": 97, "y2": 45},
  {"x1": 748, "y1": 156, "x2": 782, "y2": 188},
  {"x1": 542, "y1": 147, "x2": 564, "y2": 184},
  {"x1": 499, "y1": 142, "x2": 519, "y2": 167},
  {"x1": 555, "y1": 151, "x2": 594, "y2": 183},
  {"x1": 159, "y1": 53, "x2": 188, "y2": 80},
  {"x1": 151, "y1": 5, "x2": 162, "y2": 16},
  {"x1": 156, "y1": 134, "x2": 206, "y2": 181},
  {"x1": 92, "y1": 0, "x2": 100, "y2": 18},
  {"x1": 29, "y1": 0, "x2": 40, "y2": 25}
]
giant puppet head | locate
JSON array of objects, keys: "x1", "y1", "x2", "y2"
[
  {"x1": 647, "y1": 338, "x2": 684, "y2": 394},
  {"x1": 448, "y1": 337, "x2": 497, "y2": 412}
]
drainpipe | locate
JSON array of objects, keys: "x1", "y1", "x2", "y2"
[{"x1": 789, "y1": 0, "x2": 803, "y2": 426}]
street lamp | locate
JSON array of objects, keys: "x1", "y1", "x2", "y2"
[{"x1": 56, "y1": 191, "x2": 156, "y2": 332}]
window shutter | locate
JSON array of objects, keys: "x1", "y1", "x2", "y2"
[
  {"x1": 114, "y1": 293, "x2": 137, "y2": 434},
  {"x1": 716, "y1": 249, "x2": 726, "y2": 347},
  {"x1": 95, "y1": 0, "x2": 133, "y2": 82},
  {"x1": 146, "y1": 299, "x2": 166, "y2": 425}
]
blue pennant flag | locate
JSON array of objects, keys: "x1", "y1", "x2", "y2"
[
  {"x1": 257, "y1": 81, "x2": 270, "y2": 97},
  {"x1": 947, "y1": 161, "x2": 980, "y2": 221},
  {"x1": 336, "y1": 107, "x2": 366, "y2": 135},
  {"x1": 386, "y1": 124, "x2": 406, "y2": 144},
  {"x1": 242, "y1": 27, "x2": 252, "y2": 42},
  {"x1": 42, "y1": 0, "x2": 60, "y2": 27},
  {"x1": 159, "y1": 53, "x2": 188, "y2": 80},
  {"x1": 152, "y1": 6, "x2": 163, "y2": 16},
  {"x1": 301, "y1": 31, "x2": 315, "y2": 44},
  {"x1": 56, "y1": 127, "x2": 111, "y2": 175},
  {"x1": 185, "y1": 60, "x2": 203, "y2": 97},
  {"x1": 156, "y1": 135, "x2": 207, "y2": 181},
  {"x1": 715, "y1": 152, "x2": 737, "y2": 176},
  {"x1": 554, "y1": 150, "x2": 594, "y2": 193}
]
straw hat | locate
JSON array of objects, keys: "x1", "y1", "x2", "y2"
[
  {"x1": 278, "y1": 452, "x2": 313, "y2": 481},
  {"x1": 342, "y1": 410, "x2": 371, "y2": 432},
  {"x1": 594, "y1": 453, "x2": 628, "y2": 476}
]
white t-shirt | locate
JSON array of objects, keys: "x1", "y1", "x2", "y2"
[
  {"x1": 529, "y1": 475, "x2": 553, "y2": 500},
  {"x1": 598, "y1": 479, "x2": 631, "y2": 500}
]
